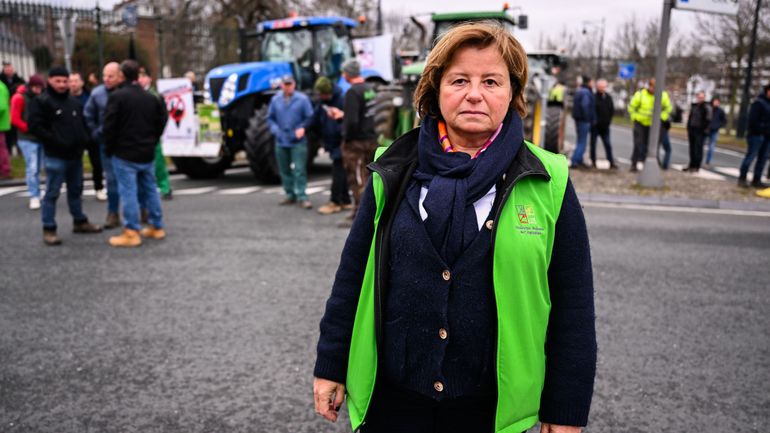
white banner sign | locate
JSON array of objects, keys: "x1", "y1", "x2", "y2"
[
  {"x1": 353, "y1": 34, "x2": 394, "y2": 82},
  {"x1": 675, "y1": 0, "x2": 739, "y2": 15},
  {"x1": 158, "y1": 78, "x2": 221, "y2": 157}
]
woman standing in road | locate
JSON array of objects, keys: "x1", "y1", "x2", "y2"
[{"x1": 313, "y1": 22, "x2": 596, "y2": 433}]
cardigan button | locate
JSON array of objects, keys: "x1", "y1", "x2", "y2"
[
  {"x1": 438, "y1": 328, "x2": 448, "y2": 340},
  {"x1": 433, "y1": 381, "x2": 444, "y2": 392},
  {"x1": 485, "y1": 220, "x2": 494, "y2": 230},
  {"x1": 442, "y1": 270, "x2": 451, "y2": 281}
]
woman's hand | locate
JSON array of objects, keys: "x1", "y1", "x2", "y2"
[
  {"x1": 540, "y1": 423, "x2": 581, "y2": 433},
  {"x1": 313, "y1": 377, "x2": 346, "y2": 422}
]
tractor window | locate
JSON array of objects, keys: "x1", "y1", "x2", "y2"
[
  {"x1": 262, "y1": 29, "x2": 313, "y2": 67},
  {"x1": 314, "y1": 27, "x2": 353, "y2": 79}
]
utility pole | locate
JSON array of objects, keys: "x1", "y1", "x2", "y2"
[
  {"x1": 96, "y1": 3, "x2": 104, "y2": 70},
  {"x1": 737, "y1": 0, "x2": 762, "y2": 138},
  {"x1": 638, "y1": 0, "x2": 672, "y2": 188}
]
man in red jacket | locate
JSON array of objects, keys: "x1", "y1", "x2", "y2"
[{"x1": 11, "y1": 74, "x2": 45, "y2": 209}]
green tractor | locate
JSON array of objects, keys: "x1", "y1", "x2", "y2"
[{"x1": 376, "y1": 7, "x2": 568, "y2": 153}]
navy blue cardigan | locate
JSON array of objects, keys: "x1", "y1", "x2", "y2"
[{"x1": 315, "y1": 148, "x2": 596, "y2": 426}]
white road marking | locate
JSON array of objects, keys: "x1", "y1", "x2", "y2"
[
  {"x1": 583, "y1": 201, "x2": 770, "y2": 218},
  {"x1": 173, "y1": 187, "x2": 218, "y2": 195},
  {"x1": 0, "y1": 186, "x2": 29, "y2": 197},
  {"x1": 217, "y1": 186, "x2": 262, "y2": 195},
  {"x1": 305, "y1": 186, "x2": 327, "y2": 195}
]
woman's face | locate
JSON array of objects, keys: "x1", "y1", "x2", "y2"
[{"x1": 438, "y1": 45, "x2": 513, "y2": 140}]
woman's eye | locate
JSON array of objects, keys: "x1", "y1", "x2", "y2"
[
  {"x1": 452, "y1": 78, "x2": 467, "y2": 85},
  {"x1": 484, "y1": 79, "x2": 498, "y2": 86}
]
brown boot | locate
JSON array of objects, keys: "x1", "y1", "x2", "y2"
[
  {"x1": 104, "y1": 213, "x2": 121, "y2": 229},
  {"x1": 43, "y1": 230, "x2": 62, "y2": 246},
  {"x1": 317, "y1": 202, "x2": 343, "y2": 215},
  {"x1": 73, "y1": 221, "x2": 103, "y2": 234},
  {"x1": 109, "y1": 229, "x2": 142, "y2": 247},
  {"x1": 140, "y1": 225, "x2": 166, "y2": 240}
]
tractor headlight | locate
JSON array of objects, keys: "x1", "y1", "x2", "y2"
[
  {"x1": 218, "y1": 73, "x2": 239, "y2": 106},
  {"x1": 203, "y1": 80, "x2": 212, "y2": 104}
]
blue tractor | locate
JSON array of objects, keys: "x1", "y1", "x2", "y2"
[{"x1": 173, "y1": 15, "x2": 389, "y2": 181}]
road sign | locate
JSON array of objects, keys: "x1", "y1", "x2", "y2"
[
  {"x1": 675, "y1": 0, "x2": 739, "y2": 15},
  {"x1": 122, "y1": 4, "x2": 138, "y2": 28},
  {"x1": 618, "y1": 62, "x2": 636, "y2": 80}
]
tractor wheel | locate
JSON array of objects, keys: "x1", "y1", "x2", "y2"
[
  {"x1": 172, "y1": 155, "x2": 233, "y2": 179},
  {"x1": 244, "y1": 106, "x2": 280, "y2": 184},
  {"x1": 373, "y1": 84, "x2": 405, "y2": 140},
  {"x1": 544, "y1": 106, "x2": 563, "y2": 153}
]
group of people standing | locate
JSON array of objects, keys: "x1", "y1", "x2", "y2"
[
  {"x1": 573, "y1": 76, "x2": 763, "y2": 182},
  {"x1": 266, "y1": 58, "x2": 378, "y2": 227},
  {"x1": 6, "y1": 60, "x2": 169, "y2": 247}
]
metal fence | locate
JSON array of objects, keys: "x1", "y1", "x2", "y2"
[{"x1": 0, "y1": 1, "x2": 239, "y2": 82}]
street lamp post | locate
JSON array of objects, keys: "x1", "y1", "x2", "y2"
[{"x1": 582, "y1": 18, "x2": 606, "y2": 79}]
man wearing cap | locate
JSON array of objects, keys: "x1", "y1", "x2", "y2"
[
  {"x1": 28, "y1": 66, "x2": 103, "y2": 245},
  {"x1": 11, "y1": 74, "x2": 46, "y2": 210},
  {"x1": 308, "y1": 76, "x2": 351, "y2": 214},
  {"x1": 340, "y1": 58, "x2": 378, "y2": 225},
  {"x1": 266, "y1": 74, "x2": 314, "y2": 209}
]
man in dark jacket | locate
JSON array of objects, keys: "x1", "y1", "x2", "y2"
[
  {"x1": 338, "y1": 59, "x2": 379, "y2": 226},
  {"x1": 103, "y1": 60, "x2": 168, "y2": 247},
  {"x1": 738, "y1": 84, "x2": 770, "y2": 188},
  {"x1": 28, "y1": 66, "x2": 102, "y2": 245},
  {"x1": 590, "y1": 78, "x2": 616, "y2": 169},
  {"x1": 309, "y1": 76, "x2": 351, "y2": 215},
  {"x1": 685, "y1": 91, "x2": 710, "y2": 172},
  {"x1": 570, "y1": 76, "x2": 595, "y2": 169},
  {"x1": 704, "y1": 97, "x2": 726, "y2": 167}
]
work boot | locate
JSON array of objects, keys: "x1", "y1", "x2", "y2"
[
  {"x1": 109, "y1": 229, "x2": 142, "y2": 247},
  {"x1": 73, "y1": 221, "x2": 103, "y2": 234},
  {"x1": 140, "y1": 225, "x2": 166, "y2": 240},
  {"x1": 43, "y1": 229, "x2": 62, "y2": 246},
  {"x1": 299, "y1": 200, "x2": 313, "y2": 210},
  {"x1": 737, "y1": 178, "x2": 750, "y2": 188},
  {"x1": 104, "y1": 213, "x2": 121, "y2": 229},
  {"x1": 751, "y1": 179, "x2": 769, "y2": 188},
  {"x1": 317, "y1": 202, "x2": 342, "y2": 215}
]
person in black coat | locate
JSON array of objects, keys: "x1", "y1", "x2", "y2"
[
  {"x1": 308, "y1": 76, "x2": 351, "y2": 214},
  {"x1": 103, "y1": 60, "x2": 168, "y2": 247},
  {"x1": 738, "y1": 84, "x2": 770, "y2": 188},
  {"x1": 685, "y1": 91, "x2": 710, "y2": 172},
  {"x1": 27, "y1": 66, "x2": 103, "y2": 245},
  {"x1": 590, "y1": 79, "x2": 616, "y2": 169}
]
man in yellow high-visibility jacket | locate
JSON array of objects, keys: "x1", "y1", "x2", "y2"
[{"x1": 627, "y1": 78, "x2": 672, "y2": 172}]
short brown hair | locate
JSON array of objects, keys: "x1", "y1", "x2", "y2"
[{"x1": 413, "y1": 21, "x2": 529, "y2": 119}]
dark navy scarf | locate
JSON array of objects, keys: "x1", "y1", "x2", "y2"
[{"x1": 413, "y1": 110, "x2": 523, "y2": 265}]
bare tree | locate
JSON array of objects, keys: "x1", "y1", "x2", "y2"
[{"x1": 694, "y1": 0, "x2": 770, "y2": 132}]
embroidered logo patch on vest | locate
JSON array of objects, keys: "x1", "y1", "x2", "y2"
[{"x1": 515, "y1": 204, "x2": 545, "y2": 235}]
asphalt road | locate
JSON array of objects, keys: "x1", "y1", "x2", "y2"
[{"x1": 1, "y1": 166, "x2": 768, "y2": 432}]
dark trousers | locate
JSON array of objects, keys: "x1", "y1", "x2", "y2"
[
  {"x1": 360, "y1": 382, "x2": 496, "y2": 433},
  {"x1": 5, "y1": 127, "x2": 17, "y2": 154},
  {"x1": 342, "y1": 138, "x2": 377, "y2": 218},
  {"x1": 85, "y1": 140, "x2": 104, "y2": 190},
  {"x1": 687, "y1": 127, "x2": 705, "y2": 170},
  {"x1": 590, "y1": 125, "x2": 614, "y2": 165},
  {"x1": 330, "y1": 157, "x2": 351, "y2": 205},
  {"x1": 631, "y1": 121, "x2": 650, "y2": 165}
]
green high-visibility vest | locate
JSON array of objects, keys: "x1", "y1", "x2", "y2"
[
  {"x1": 345, "y1": 141, "x2": 569, "y2": 433},
  {"x1": 548, "y1": 83, "x2": 565, "y2": 103},
  {"x1": 628, "y1": 89, "x2": 672, "y2": 126}
]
